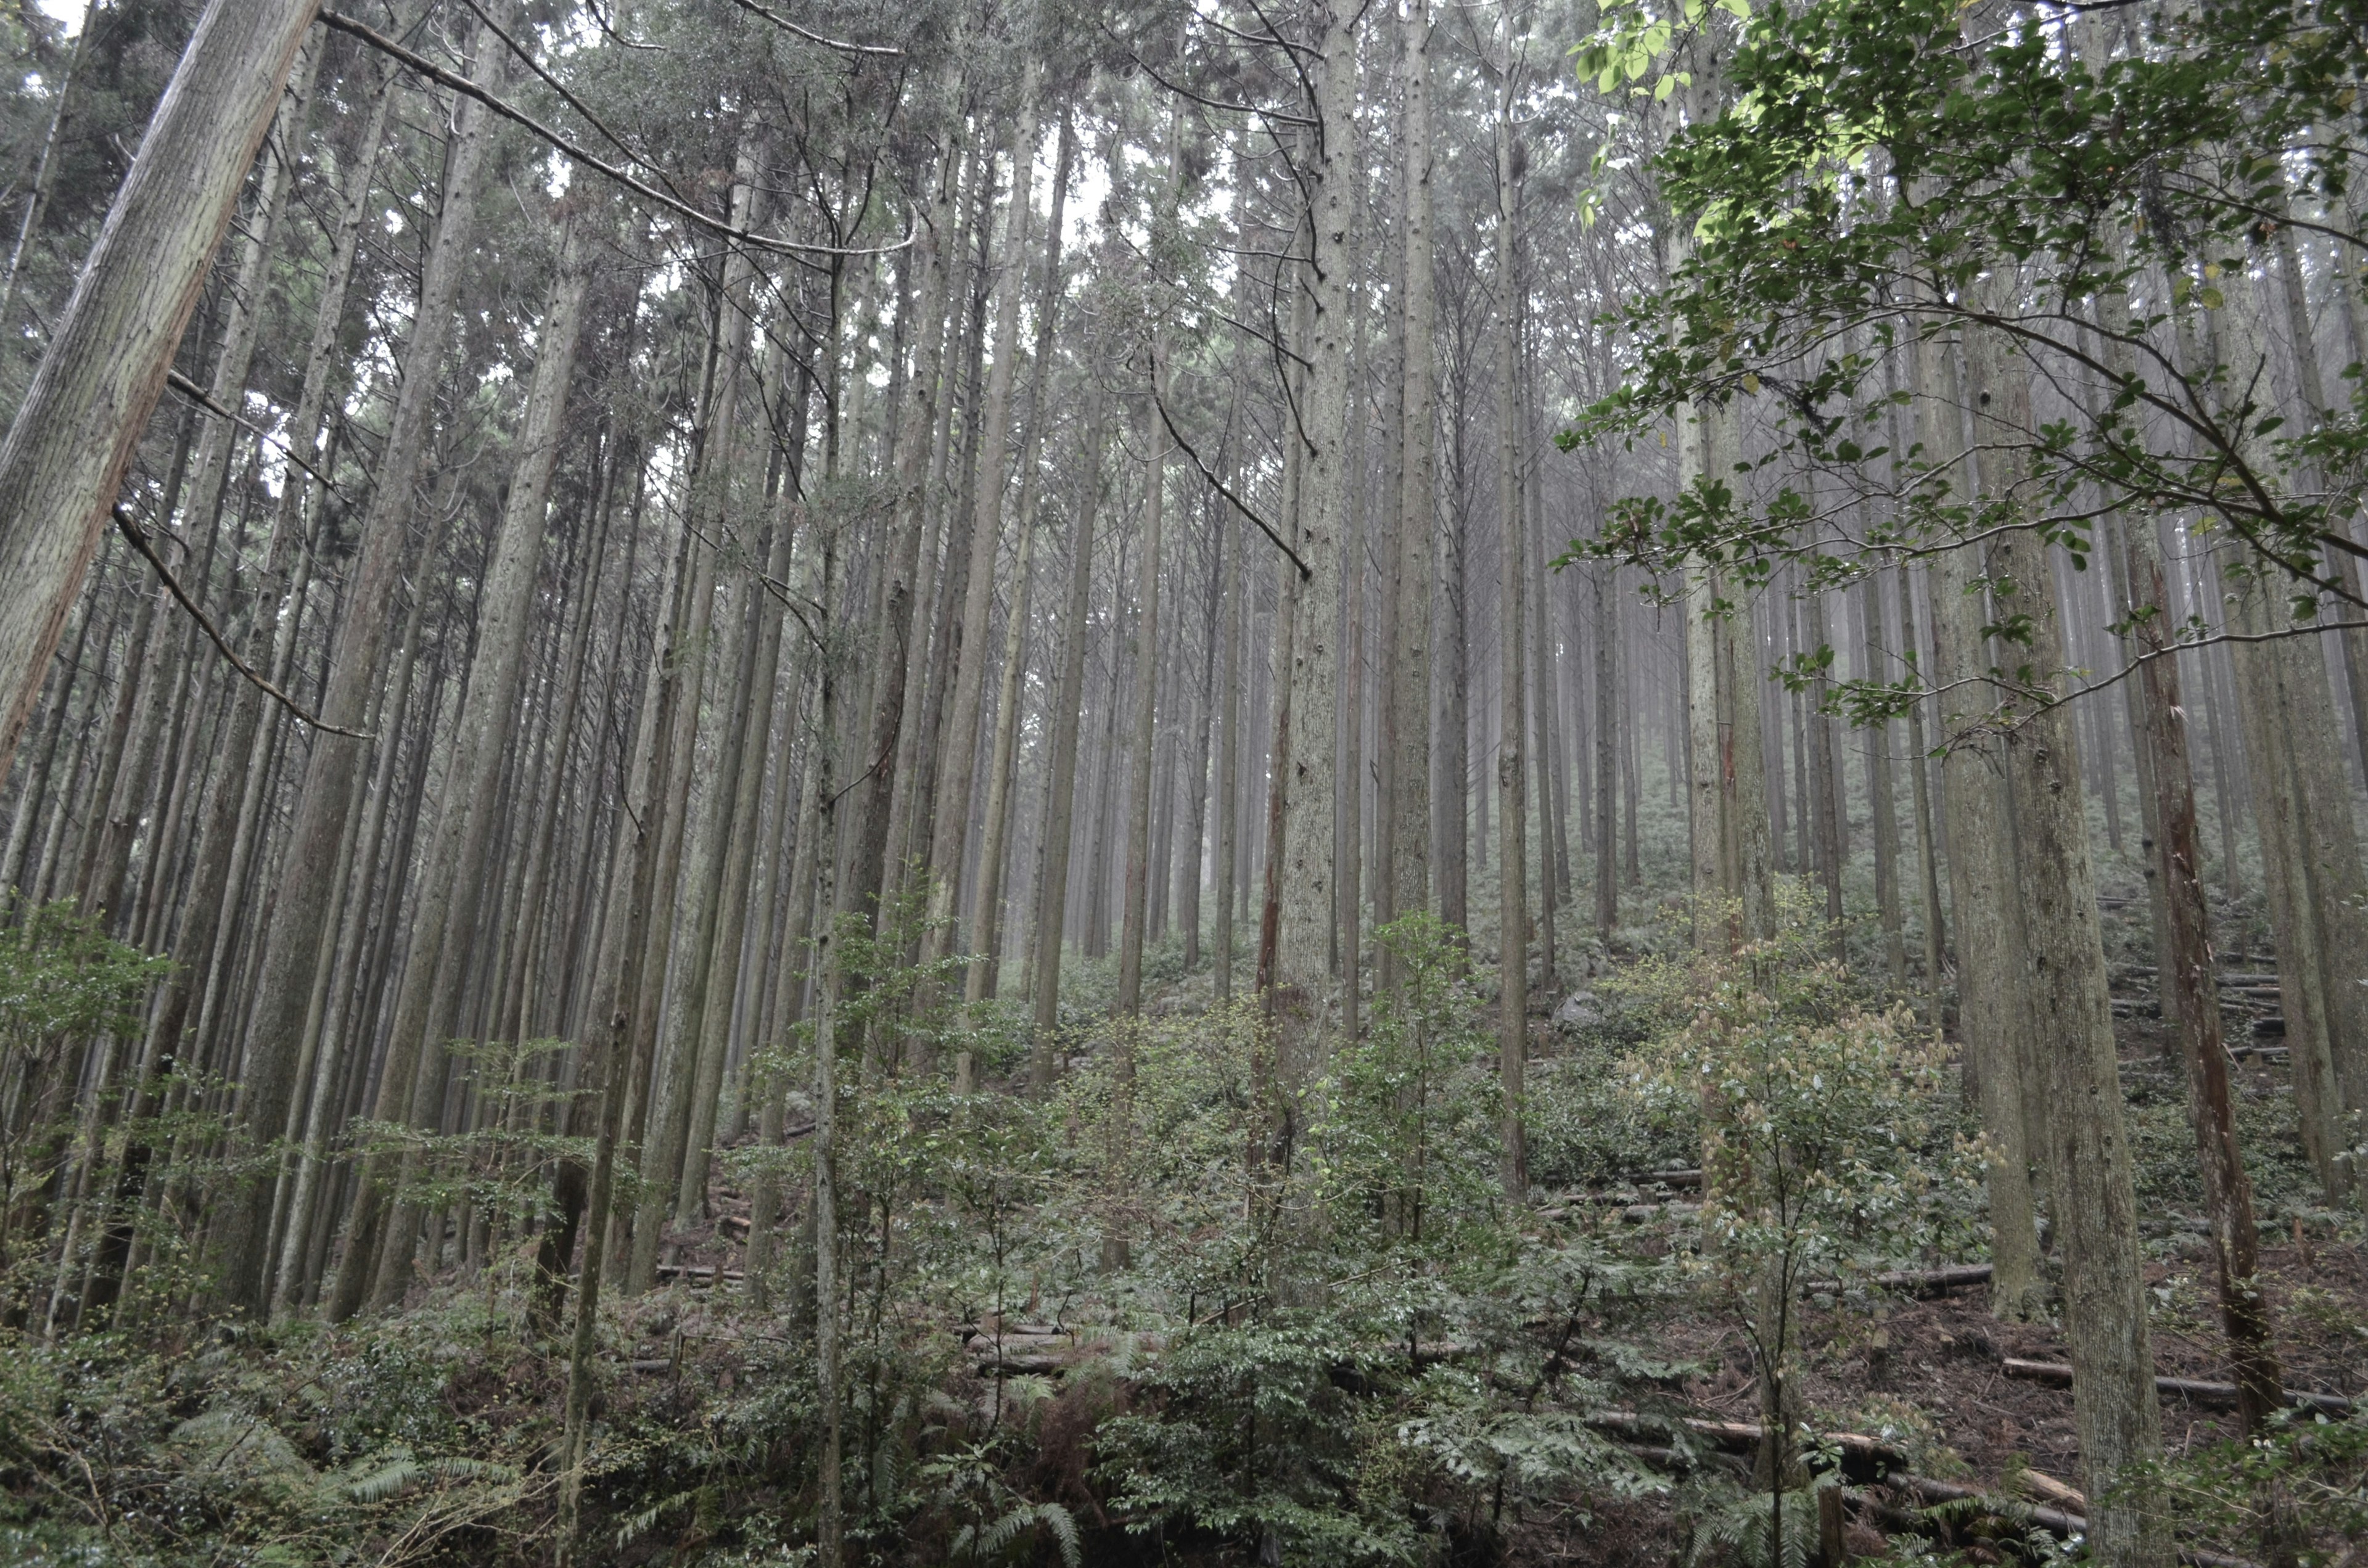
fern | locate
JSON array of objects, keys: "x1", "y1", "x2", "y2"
[
  {"x1": 613, "y1": 1487, "x2": 697, "y2": 1548},
  {"x1": 346, "y1": 1454, "x2": 514, "y2": 1503},
  {"x1": 1684, "y1": 1483, "x2": 1827, "y2": 1568},
  {"x1": 972, "y1": 1501, "x2": 1082, "y2": 1568}
]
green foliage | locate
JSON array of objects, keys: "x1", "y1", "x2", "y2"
[{"x1": 1561, "y1": 0, "x2": 2368, "y2": 726}]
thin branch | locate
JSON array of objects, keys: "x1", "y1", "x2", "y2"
[
  {"x1": 163, "y1": 369, "x2": 347, "y2": 498},
  {"x1": 717, "y1": 0, "x2": 903, "y2": 57},
  {"x1": 112, "y1": 506, "x2": 369, "y2": 739},
  {"x1": 319, "y1": 9, "x2": 910, "y2": 257},
  {"x1": 1154, "y1": 387, "x2": 1310, "y2": 581},
  {"x1": 1116, "y1": 35, "x2": 1315, "y2": 127}
]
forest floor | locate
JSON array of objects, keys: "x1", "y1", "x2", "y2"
[{"x1": 9, "y1": 927, "x2": 2366, "y2": 1567}]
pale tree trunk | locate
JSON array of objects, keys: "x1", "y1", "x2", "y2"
[
  {"x1": 1180, "y1": 504, "x2": 1220, "y2": 977},
  {"x1": 1383, "y1": 0, "x2": 1430, "y2": 985},
  {"x1": 794, "y1": 514, "x2": 852, "y2": 1568},
  {"x1": 894, "y1": 147, "x2": 994, "y2": 929},
  {"x1": 1860, "y1": 572, "x2": 1907, "y2": 985},
  {"x1": 1027, "y1": 339, "x2": 1114, "y2": 1080},
  {"x1": 1593, "y1": 562, "x2": 1618, "y2": 938},
  {"x1": 0, "y1": 0, "x2": 324, "y2": 778},
  {"x1": 1335, "y1": 102, "x2": 1370, "y2": 1040},
  {"x1": 1915, "y1": 316, "x2": 2044, "y2": 1322},
  {"x1": 849, "y1": 112, "x2": 959, "y2": 948},
  {"x1": 1525, "y1": 388, "x2": 1560, "y2": 993},
  {"x1": 318, "y1": 497, "x2": 460, "y2": 1324},
  {"x1": 1116, "y1": 104, "x2": 1181, "y2": 1025},
  {"x1": 1114, "y1": 405, "x2": 1165, "y2": 1021},
  {"x1": 1276, "y1": 0, "x2": 1357, "y2": 1030},
  {"x1": 561, "y1": 491, "x2": 713, "y2": 1561},
  {"x1": 1492, "y1": 72, "x2": 1526, "y2": 1199},
  {"x1": 1966, "y1": 296, "x2": 2167, "y2": 1565},
  {"x1": 1896, "y1": 560, "x2": 1946, "y2": 1016},
  {"x1": 674, "y1": 467, "x2": 800, "y2": 1217},
  {"x1": 1214, "y1": 467, "x2": 1244, "y2": 999},
  {"x1": 2119, "y1": 469, "x2": 2284, "y2": 1434},
  {"x1": 625, "y1": 152, "x2": 767, "y2": 1292},
  {"x1": 1802, "y1": 554, "x2": 1844, "y2": 937},
  {"x1": 1713, "y1": 454, "x2": 1775, "y2": 942},
  {"x1": 366, "y1": 210, "x2": 596, "y2": 1310},
  {"x1": 926, "y1": 75, "x2": 1043, "y2": 987},
  {"x1": 364, "y1": 208, "x2": 598, "y2": 1303},
  {"x1": 216, "y1": 12, "x2": 511, "y2": 1316},
  {"x1": 1214, "y1": 133, "x2": 1256, "y2": 1001}
]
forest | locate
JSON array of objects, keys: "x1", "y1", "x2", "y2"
[{"x1": 0, "y1": 0, "x2": 2362, "y2": 1562}]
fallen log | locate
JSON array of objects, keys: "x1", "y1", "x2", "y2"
[
  {"x1": 1625, "y1": 1167, "x2": 1703, "y2": 1188},
  {"x1": 1799, "y1": 1263, "x2": 1993, "y2": 1299},
  {"x1": 1891, "y1": 1476, "x2": 2256, "y2": 1568},
  {"x1": 2002, "y1": 1358, "x2": 2354, "y2": 1416},
  {"x1": 1601, "y1": 1435, "x2": 2253, "y2": 1567},
  {"x1": 1585, "y1": 1410, "x2": 1906, "y2": 1478}
]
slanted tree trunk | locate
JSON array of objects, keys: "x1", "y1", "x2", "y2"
[{"x1": 0, "y1": 0, "x2": 325, "y2": 778}]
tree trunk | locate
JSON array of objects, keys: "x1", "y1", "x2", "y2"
[
  {"x1": 1492, "y1": 80, "x2": 1526, "y2": 1199},
  {"x1": 1275, "y1": 2, "x2": 1357, "y2": 1025},
  {"x1": 1967, "y1": 297, "x2": 2167, "y2": 1564},
  {"x1": 968, "y1": 104, "x2": 1075, "y2": 1013},
  {"x1": 1379, "y1": 0, "x2": 1434, "y2": 993}
]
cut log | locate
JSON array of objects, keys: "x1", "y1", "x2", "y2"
[
  {"x1": 2013, "y1": 1469, "x2": 2086, "y2": 1511},
  {"x1": 1624, "y1": 1167, "x2": 1702, "y2": 1188},
  {"x1": 2002, "y1": 1358, "x2": 2353, "y2": 1415}
]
